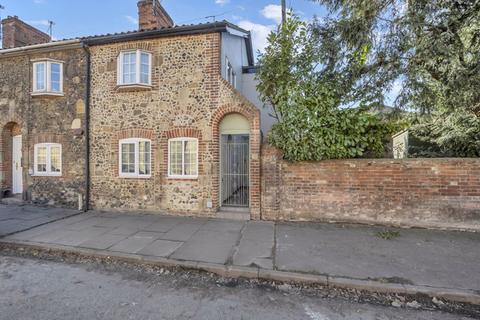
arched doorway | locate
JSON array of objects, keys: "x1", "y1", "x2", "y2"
[
  {"x1": 1, "y1": 122, "x2": 22, "y2": 197},
  {"x1": 219, "y1": 113, "x2": 250, "y2": 208}
]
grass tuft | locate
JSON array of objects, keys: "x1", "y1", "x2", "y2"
[{"x1": 376, "y1": 230, "x2": 401, "y2": 240}]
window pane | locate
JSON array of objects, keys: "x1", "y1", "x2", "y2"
[
  {"x1": 169, "y1": 141, "x2": 182, "y2": 175},
  {"x1": 122, "y1": 52, "x2": 137, "y2": 84},
  {"x1": 184, "y1": 140, "x2": 197, "y2": 176},
  {"x1": 50, "y1": 63, "x2": 61, "y2": 92},
  {"x1": 50, "y1": 146, "x2": 61, "y2": 172},
  {"x1": 140, "y1": 53, "x2": 150, "y2": 84},
  {"x1": 36, "y1": 146, "x2": 47, "y2": 172},
  {"x1": 121, "y1": 143, "x2": 135, "y2": 173},
  {"x1": 35, "y1": 63, "x2": 45, "y2": 91},
  {"x1": 138, "y1": 141, "x2": 151, "y2": 175}
]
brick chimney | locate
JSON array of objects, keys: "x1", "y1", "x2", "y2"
[
  {"x1": 1, "y1": 16, "x2": 51, "y2": 49},
  {"x1": 137, "y1": 0, "x2": 174, "y2": 31}
]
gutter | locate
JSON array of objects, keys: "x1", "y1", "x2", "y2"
[
  {"x1": 0, "y1": 39, "x2": 81, "y2": 58},
  {"x1": 84, "y1": 22, "x2": 247, "y2": 46},
  {"x1": 81, "y1": 43, "x2": 91, "y2": 212}
]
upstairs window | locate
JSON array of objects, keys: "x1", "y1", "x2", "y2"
[
  {"x1": 119, "y1": 138, "x2": 151, "y2": 178},
  {"x1": 118, "y1": 50, "x2": 152, "y2": 86},
  {"x1": 226, "y1": 57, "x2": 236, "y2": 88},
  {"x1": 34, "y1": 143, "x2": 62, "y2": 176},
  {"x1": 168, "y1": 138, "x2": 198, "y2": 178},
  {"x1": 32, "y1": 61, "x2": 63, "y2": 94}
]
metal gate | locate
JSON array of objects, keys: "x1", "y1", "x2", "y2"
[{"x1": 221, "y1": 134, "x2": 249, "y2": 207}]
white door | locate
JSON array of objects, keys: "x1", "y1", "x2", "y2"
[{"x1": 12, "y1": 135, "x2": 23, "y2": 194}]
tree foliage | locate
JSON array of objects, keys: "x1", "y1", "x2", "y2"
[
  {"x1": 311, "y1": 0, "x2": 480, "y2": 115},
  {"x1": 256, "y1": 17, "x2": 395, "y2": 161},
  {"x1": 308, "y1": 0, "x2": 480, "y2": 157},
  {"x1": 409, "y1": 110, "x2": 480, "y2": 157}
]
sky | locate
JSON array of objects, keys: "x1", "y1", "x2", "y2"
[{"x1": 0, "y1": 0, "x2": 327, "y2": 54}]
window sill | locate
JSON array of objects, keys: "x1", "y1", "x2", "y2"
[
  {"x1": 115, "y1": 84, "x2": 153, "y2": 92},
  {"x1": 31, "y1": 92, "x2": 64, "y2": 97},
  {"x1": 119, "y1": 175, "x2": 152, "y2": 179},
  {"x1": 32, "y1": 173, "x2": 62, "y2": 177},
  {"x1": 167, "y1": 175, "x2": 199, "y2": 180}
]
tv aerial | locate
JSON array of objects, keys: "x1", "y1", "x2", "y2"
[
  {"x1": 47, "y1": 20, "x2": 55, "y2": 39},
  {"x1": 0, "y1": 4, "x2": 4, "y2": 46}
]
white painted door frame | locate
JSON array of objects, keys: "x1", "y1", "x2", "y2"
[{"x1": 12, "y1": 135, "x2": 23, "y2": 195}]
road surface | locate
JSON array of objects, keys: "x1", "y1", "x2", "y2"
[{"x1": 0, "y1": 255, "x2": 473, "y2": 320}]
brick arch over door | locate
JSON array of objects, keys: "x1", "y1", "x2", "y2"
[
  {"x1": 211, "y1": 104, "x2": 261, "y2": 220},
  {"x1": 0, "y1": 121, "x2": 22, "y2": 195}
]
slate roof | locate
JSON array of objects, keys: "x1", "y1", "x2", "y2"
[{"x1": 0, "y1": 20, "x2": 254, "y2": 65}]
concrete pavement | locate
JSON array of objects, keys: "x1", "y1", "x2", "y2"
[
  {"x1": 1, "y1": 206, "x2": 479, "y2": 308},
  {"x1": 0, "y1": 204, "x2": 79, "y2": 237},
  {"x1": 275, "y1": 223, "x2": 480, "y2": 290}
]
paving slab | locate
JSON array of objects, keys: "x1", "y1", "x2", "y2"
[
  {"x1": 142, "y1": 218, "x2": 182, "y2": 233},
  {"x1": 170, "y1": 226, "x2": 242, "y2": 264},
  {"x1": 132, "y1": 231, "x2": 163, "y2": 239},
  {"x1": 0, "y1": 204, "x2": 80, "y2": 237},
  {"x1": 109, "y1": 237, "x2": 155, "y2": 253},
  {"x1": 201, "y1": 219, "x2": 245, "y2": 232},
  {"x1": 233, "y1": 221, "x2": 274, "y2": 269},
  {"x1": 64, "y1": 217, "x2": 110, "y2": 231},
  {"x1": 92, "y1": 217, "x2": 126, "y2": 229},
  {"x1": 52, "y1": 227, "x2": 110, "y2": 246},
  {"x1": 30, "y1": 229, "x2": 81, "y2": 243},
  {"x1": 109, "y1": 231, "x2": 163, "y2": 253},
  {"x1": 138, "y1": 239, "x2": 184, "y2": 257},
  {"x1": 78, "y1": 233, "x2": 125, "y2": 250},
  {"x1": 159, "y1": 221, "x2": 205, "y2": 242},
  {"x1": 6, "y1": 223, "x2": 65, "y2": 241},
  {"x1": 107, "y1": 225, "x2": 145, "y2": 236},
  {"x1": 275, "y1": 223, "x2": 480, "y2": 290}
]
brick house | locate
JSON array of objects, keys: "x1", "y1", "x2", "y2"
[
  {"x1": 0, "y1": 0, "x2": 263, "y2": 219},
  {"x1": 1, "y1": 1, "x2": 478, "y2": 229},
  {"x1": 85, "y1": 1, "x2": 261, "y2": 219},
  {"x1": 0, "y1": 17, "x2": 88, "y2": 208}
]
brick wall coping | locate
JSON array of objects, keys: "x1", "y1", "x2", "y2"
[{"x1": 262, "y1": 145, "x2": 480, "y2": 163}]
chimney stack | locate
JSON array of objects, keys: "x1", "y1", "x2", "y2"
[
  {"x1": 137, "y1": 0, "x2": 174, "y2": 31},
  {"x1": 1, "y1": 16, "x2": 50, "y2": 49}
]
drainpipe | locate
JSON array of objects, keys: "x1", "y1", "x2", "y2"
[
  {"x1": 82, "y1": 43, "x2": 91, "y2": 212},
  {"x1": 26, "y1": 53, "x2": 32, "y2": 202}
]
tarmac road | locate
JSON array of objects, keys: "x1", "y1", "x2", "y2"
[{"x1": 0, "y1": 255, "x2": 474, "y2": 320}]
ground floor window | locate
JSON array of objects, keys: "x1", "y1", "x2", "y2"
[
  {"x1": 168, "y1": 138, "x2": 198, "y2": 178},
  {"x1": 34, "y1": 143, "x2": 62, "y2": 176},
  {"x1": 119, "y1": 138, "x2": 151, "y2": 178}
]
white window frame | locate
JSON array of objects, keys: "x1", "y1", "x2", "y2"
[
  {"x1": 33, "y1": 143, "x2": 62, "y2": 177},
  {"x1": 168, "y1": 138, "x2": 199, "y2": 179},
  {"x1": 118, "y1": 138, "x2": 152, "y2": 178},
  {"x1": 32, "y1": 60, "x2": 64, "y2": 95},
  {"x1": 117, "y1": 50, "x2": 152, "y2": 86}
]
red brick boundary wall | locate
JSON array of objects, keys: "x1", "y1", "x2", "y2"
[{"x1": 261, "y1": 145, "x2": 480, "y2": 230}]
